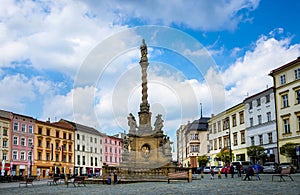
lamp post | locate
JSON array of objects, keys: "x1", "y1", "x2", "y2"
[{"x1": 30, "y1": 145, "x2": 34, "y2": 177}]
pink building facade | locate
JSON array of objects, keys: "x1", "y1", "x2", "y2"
[
  {"x1": 10, "y1": 113, "x2": 35, "y2": 176},
  {"x1": 102, "y1": 136, "x2": 122, "y2": 166}
]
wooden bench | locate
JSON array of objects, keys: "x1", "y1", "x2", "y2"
[
  {"x1": 47, "y1": 177, "x2": 60, "y2": 186},
  {"x1": 167, "y1": 172, "x2": 189, "y2": 183},
  {"x1": 19, "y1": 177, "x2": 34, "y2": 188},
  {"x1": 272, "y1": 167, "x2": 294, "y2": 182},
  {"x1": 67, "y1": 176, "x2": 86, "y2": 187}
]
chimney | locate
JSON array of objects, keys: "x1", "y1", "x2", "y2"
[
  {"x1": 47, "y1": 117, "x2": 50, "y2": 123},
  {"x1": 211, "y1": 114, "x2": 214, "y2": 118}
]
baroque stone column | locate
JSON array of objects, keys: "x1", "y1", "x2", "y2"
[{"x1": 138, "y1": 39, "x2": 152, "y2": 131}]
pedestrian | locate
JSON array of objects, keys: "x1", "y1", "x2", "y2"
[
  {"x1": 230, "y1": 164, "x2": 235, "y2": 178},
  {"x1": 236, "y1": 163, "x2": 242, "y2": 177},
  {"x1": 210, "y1": 169, "x2": 215, "y2": 180},
  {"x1": 243, "y1": 166, "x2": 254, "y2": 181},
  {"x1": 254, "y1": 164, "x2": 261, "y2": 180}
]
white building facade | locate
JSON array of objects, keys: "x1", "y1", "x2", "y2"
[{"x1": 244, "y1": 87, "x2": 278, "y2": 163}]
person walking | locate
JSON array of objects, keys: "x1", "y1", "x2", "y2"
[
  {"x1": 236, "y1": 163, "x2": 242, "y2": 177},
  {"x1": 210, "y1": 169, "x2": 215, "y2": 180},
  {"x1": 243, "y1": 166, "x2": 254, "y2": 181},
  {"x1": 230, "y1": 164, "x2": 235, "y2": 178},
  {"x1": 254, "y1": 164, "x2": 261, "y2": 180}
]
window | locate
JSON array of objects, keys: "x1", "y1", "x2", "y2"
[
  {"x1": 280, "y1": 74, "x2": 286, "y2": 85},
  {"x1": 82, "y1": 135, "x2": 85, "y2": 141},
  {"x1": 77, "y1": 155, "x2": 80, "y2": 165},
  {"x1": 218, "y1": 137, "x2": 222, "y2": 149},
  {"x1": 250, "y1": 118, "x2": 253, "y2": 127},
  {"x1": 266, "y1": 94, "x2": 270, "y2": 103},
  {"x1": 95, "y1": 158, "x2": 98, "y2": 166},
  {"x1": 13, "y1": 136, "x2": 18, "y2": 145},
  {"x1": 214, "y1": 139, "x2": 217, "y2": 150},
  {"x1": 100, "y1": 149, "x2": 102, "y2": 154},
  {"x1": 241, "y1": 131, "x2": 245, "y2": 144},
  {"x1": 63, "y1": 155, "x2": 66, "y2": 162},
  {"x1": 95, "y1": 148, "x2": 97, "y2": 153},
  {"x1": 69, "y1": 134, "x2": 72, "y2": 140},
  {"x1": 82, "y1": 145, "x2": 85, "y2": 152},
  {"x1": 250, "y1": 137, "x2": 254, "y2": 146},
  {"x1": 28, "y1": 151, "x2": 32, "y2": 161},
  {"x1": 217, "y1": 121, "x2": 221, "y2": 132},
  {"x1": 21, "y1": 137, "x2": 26, "y2": 146},
  {"x1": 239, "y1": 111, "x2": 244, "y2": 124},
  {"x1": 110, "y1": 156, "x2": 112, "y2": 162},
  {"x1": 258, "y1": 115, "x2": 262, "y2": 125},
  {"x1": 90, "y1": 147, "x2": 93, "y2": 153},
  {"x1": 69, "y1": 155, "x2": 72, "y2": 163},
  {"x1": 3, "y1": 153, "x2": 7, "y2": 160},
  {"x1": 3, "y1": 140, "x2": 7, "y2": 148},
  {"x1": 13, "y1": 151, "x2": 18, "y2": 160},
  {"x1": 55, "y1": 154, "x2": 58, "y2": 161},
  {"x1": 115, "y1": 157, "x2": 117, "y2": 163},
  {"x1": 283, "y1": 118, "x2": 291, "y2": 134},
  {"x1": 28, "y1": 125, "x2": 33, "y2": 133},
  {"x1": 223, "y1": 136, "x2": 229, "y2": 147},
  {"x1": 46, "y1": 129, "x2": 50, "y2": 136},
  {"x1": 295, "y1": 68, "x2": 300, "y2": 80},
  {"x1": 298, "y1": 116, "x2": 300, "y2": 131},
  {"x1": 38, "y1": 127, "x2": 42, "y2": 134},
  {"x1": 282, "y1": 94, "x2": 289, "y2": 108},
  {"x1": 296, "y1": 90, "x2": 300, "y2": 104},
  {"x1": 213, "y1": 123, "x2": 216, "y2": 133},
  {"x1": 223, "y1": 117, "x2": 229, "y2": 130},
  {"x1": 268, "y1": 133, "x2": 273, "y2": 143},
  {"x1": 110, "y1": 147, "x2": 112, "y2": 153},
  {"x1": 267, "y1": 112, "x2": 271, "y2": 122},
  {"x1": 82, "y1": 156, "x2": 85, "y2": 165},
  {"x1": 28, "y1": 138, "x2": 33, "y2": 147},
  {"x1": 20, "y1": 151, "x2": 25, "y2": 160},
  {"x1": 56, "y1": 131, "x2": 59, "y2": 138},
  {"x1": 259, "y1": 135, "x2": 263, "y2": 145},
  {"x1": 63, "y1": 132, "x2": 66, "y2": 139},
  {"x1": 77, "y1": 134, "x2": 80, "y2": 140},
  {"x1": 21, "y1": 124, "x2": 26, "y2": 132},
  {"x1": 46, "y1": 153, "x2": 50, "y2": 161},
  {"x1": 100, "y1": 139, "x2": 102, "y2": 144},
  {"x1": 13, "y1": 122, "x2": 18, "y2": 131},
  {"x1": 91, "y1": 157, "x2": 93, "y2": 166},
  {"x1": 3, "y1": 129, "x2": 7, "y2": 136},
  {"x1": 232, "y1": 114, "x2": 236, "y2": 127},
  {"x1": 257, "y1": 98, "x2": 261, "y2": 106},
  {"x1": 38, "y1": 152, "x2": 42, "y2": 160},
  {"x1": 38, "y1": 139, "x2": 42, "y2": 147},
  {"x1": 94, "y1": 138, "x2": 97, "y2": 143},
  {"x1": 90, "y1": 137, "x2": 93, "y2": 142},
  {"x1": 105, "y1": 147, "x2": 107, "y2": 152},
  {"x1": 77, "y1": 145, "x2": 80, "y2": 151},
  {"x1": 249, "y1": 102, "x2": 253, "y2": 109},
  {"x1": 233, "y1": 133, "x2": 238, "y2": 146},
  {"x1": 46, "y1": 141, "x2": 50, "y2": 148}
]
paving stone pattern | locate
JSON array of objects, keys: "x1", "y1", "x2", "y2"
[{"x1": 0, "y1": 174, "x2": 299, "y2": 195}]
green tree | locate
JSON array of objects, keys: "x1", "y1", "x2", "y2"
[
  {"x1": 197, "y1": 155, "x2": 209, "y2": 167},
  {"x1": 247, "y1": 145, "x2": 265, "y2": 163},
  {"x1": 215, "y1": 147, "x2": 232, "y2": 163},
  {"x1": 280, "y1": 142, "x2": 299, "y2": 160}
]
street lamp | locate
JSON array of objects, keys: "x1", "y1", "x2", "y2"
[{"x1": 30, "y1": 145, "x2": 34, "y2": 177}]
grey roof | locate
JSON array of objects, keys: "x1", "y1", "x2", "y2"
[
  {"x1": 0, "y1": 110, "x2": 10, "y2": 119},
  {"x1": 188, "y1": 117, "x2": 210, "y2": 131},
  {"x1": 60, "y1": 119, "x2": 105, "y2": 136}
]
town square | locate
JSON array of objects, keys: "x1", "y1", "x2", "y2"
[{"x1": 1, "y1": 1, "x2": 300, "y2": 195}]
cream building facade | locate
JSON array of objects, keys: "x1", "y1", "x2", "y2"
[
  {"x1": 269, "y1": 57, "x2": 300, "y2": 163},
  {"x1": 208, "y1": 103, "x2": 247, "y2": 165}
]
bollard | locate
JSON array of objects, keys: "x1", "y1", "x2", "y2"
[
  {"x1": 65, "y1": 174, "x2": 68, "y2": 184},
  {"x1": 201, "y1": 171, "x2": 204, "y2": 179},
  {"x1": 218, "y1": 170, "x2": 221, "y2": 179},
  {"x1": 188, "y1": 169, "x2": 192, "y2": 182}
]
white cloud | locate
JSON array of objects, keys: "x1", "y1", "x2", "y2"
[{"x1": 221, "y1": 31, "x2": 300, "y2": 109}]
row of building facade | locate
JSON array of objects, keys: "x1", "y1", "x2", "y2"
[
  {"x1": 0, "y1": 111, "x2": 122, "y2": 178},
  {"x1": 177, "y1": 57, "x2": 300, "y2": 170}
]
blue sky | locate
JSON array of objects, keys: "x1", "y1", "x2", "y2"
[{"x1": 0, "y1": 0, "x2": 300, "y2": 142}]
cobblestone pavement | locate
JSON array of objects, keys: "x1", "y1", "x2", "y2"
[{"x1": 0, "y1": 174, "x2": 299, "y2": 195}]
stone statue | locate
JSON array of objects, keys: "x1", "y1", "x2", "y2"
[
  {"x1": 128, "y1": 113, "x2": 137, "y2": 131},
  {"x1": 154, "y1": 114, "x2": 164, "y2": 132},
  {"x1": 140, "y1": 39, "x2": 148, "y2": 62},
  {"x1": 122, "y1": 136, "x2": 129, "y2": 151}
]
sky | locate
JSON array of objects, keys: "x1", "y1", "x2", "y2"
[{"x1": 1, "y1": 0, "x2": 300, "y2": 145}]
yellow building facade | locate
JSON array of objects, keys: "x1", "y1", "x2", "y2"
[
  {"x1": 208, "y1": 103, "x2": 247, "y2": 165},
  {"x1": 270, "y1": 57, "x2": 300, "y2": 163},
  {"x1": 33, "y1": 120, "x2": 75, "y2": 178}
]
